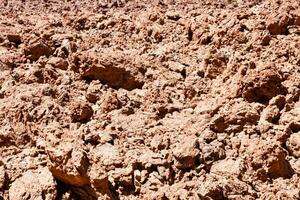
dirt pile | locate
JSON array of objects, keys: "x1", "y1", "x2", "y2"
[{"x1": 0, "y1": 0, "x2": 300, "y2": 199}]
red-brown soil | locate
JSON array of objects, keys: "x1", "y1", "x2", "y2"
[{"x1": 0, "y1": 0, "x2": 300, "y2": 199}]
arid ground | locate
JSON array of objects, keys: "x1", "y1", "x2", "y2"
[{"x1": 0, "y1": 0, "x2": 300, "y2": 199}]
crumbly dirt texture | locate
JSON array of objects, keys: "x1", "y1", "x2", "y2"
[{"x1": 0, "y1": 0, "x2": 300, "y2": 199}]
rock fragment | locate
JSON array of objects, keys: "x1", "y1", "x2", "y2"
[
  {"x1": 47, "y1": 57, "x2": 68, "y2": 70},
  {"x1": 200, "y1": 140, "x2": 226, "y2": 166},
  {"x1": 88, "y1": 164, "x2": 111, "y2": 198},
  {"x1": 165, "y1": 11, "x2": 181, "y2": 21},
  {"x1": 85, "y1": 82, "x2": 103, "y2": 103},
  {"x1": 100, "y1": 92, "x2": 121, "y2": 113},
  {"x1": 150, "y1": 134, "x2": 170, "y2": 150},
  {"x1": 24, "y1": 40, "x2": 53, "y2": 61},
  {"x1": 209, "y1": 99, "x2": 262, "y2": 133},
  {"x1": 6, "y1": 33, "x2": 21, "y2": 44},
  {"x1": 259, "y1": 96, "x2": 286, "y2": 125},
  {"x1": 279, "y1": 101, "x2": 300, "y2": 132},
  {"x1": 91, "y1": 143, "x2": 122, "y2": 167},
  {"x1": 78, "y1": 50, "x2": 145, "y2": 90},
  {"x1": 266, "y1": 14, "x2": 290, "y2": 35},
  {"x1": 197, "y1": 175, "x2": 256, "y2": 200},
  {"x1": 210, "y1": 158, "x2": 244, "y2": 177},
  {"x1": 9, "y1": 167, "x2": 57, "y2": 200},
  {"x1": 70, "y1": 102, "x2": 93, "y2": 122},
  {"x1": 202, "y1": 51, "x2": 228, "y2": 79},
  {"x1": 47, "y1": 145, "x2": 90, "y2": 187},
  {"x1": 287, "y1": 132, "x2": 300, "y2": 158},
  {"x1": 109, "y1": 167, "x2": 134, "y2": 192},
  {"x1": 173, "y1": 136, "x2": 200, "y2": 169},
  {"x1": 240, "y1": 65, "x2": 287, "y2": 103},
  {"x1": 243, "y1": 140, "x2": 293, "y2": 180},
  {"x1": 259, "y1": 105, "x2": 280, "y2": 124}
]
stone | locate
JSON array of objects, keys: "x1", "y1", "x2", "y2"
[
  {"x1": 47, "y1": 144, "x2": 90, "y2": 187},
  {"x1": 210, "y1": 158, "x2": 243, "y2": 177},
  {"x1": 166, "y1": 11, "x2": 181, "y2": 20},
  {"x1": 243, "y1": 140, "x2": 293, "y2": 180},
  {"x1": 78, "y1": 50, "x2": 145, "y2": 90},
  {"x1": 9, "y1": 167, "x2": 57, "y2": 200},
  {"x1": 109, "y1": 167, "x2": 134, "y2": 190},
  {"x1": 70, "y1": 102, "x2": 93, "y2": 122},
  {"x1": 91, "y1": 143, "x2": 122, "y2": 167},
  {"x1": 100, "y1": 92, "x2": 121, "y2": 113},
  {"x1": 24, "y1": 40, "x2": 53, "y2": 61},
  {"x1": 279, "y1": 101, "x2": 300, "y2": 132},
  {"x1": 209, "y1": 99, "x2": 262, "y2": 133},
  {"x1": 240, "y1": 65, "x2": 287, "y2": 103},
  {"x1": 287, "y1": 132, "x2": 300, "y2": 158},
  {"x1": 259, "y1": 105, "x2": 280, "y2": 124},
  {"x1": 173, "y1": 136, "x2": 200, "y2": 169},
  {"x1": 7, "y1": 33, "x2": 21, "y2": 44},
  {"x1": 47, "y1": 57, "x2": 68, "y2": 70},
  {"x1": 85, "y1": 82, "x2": 103, "y2": 103},
  {"x1": 88, "y1": 164, "x2": 111, "y2": 198},
  {"x1": 266, "y1": 14, "x2": 289, "y2": 35}
]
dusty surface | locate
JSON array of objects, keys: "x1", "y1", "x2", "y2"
[{"x1": 0, "y1": 0, "x2": 300, "y2": 199}]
